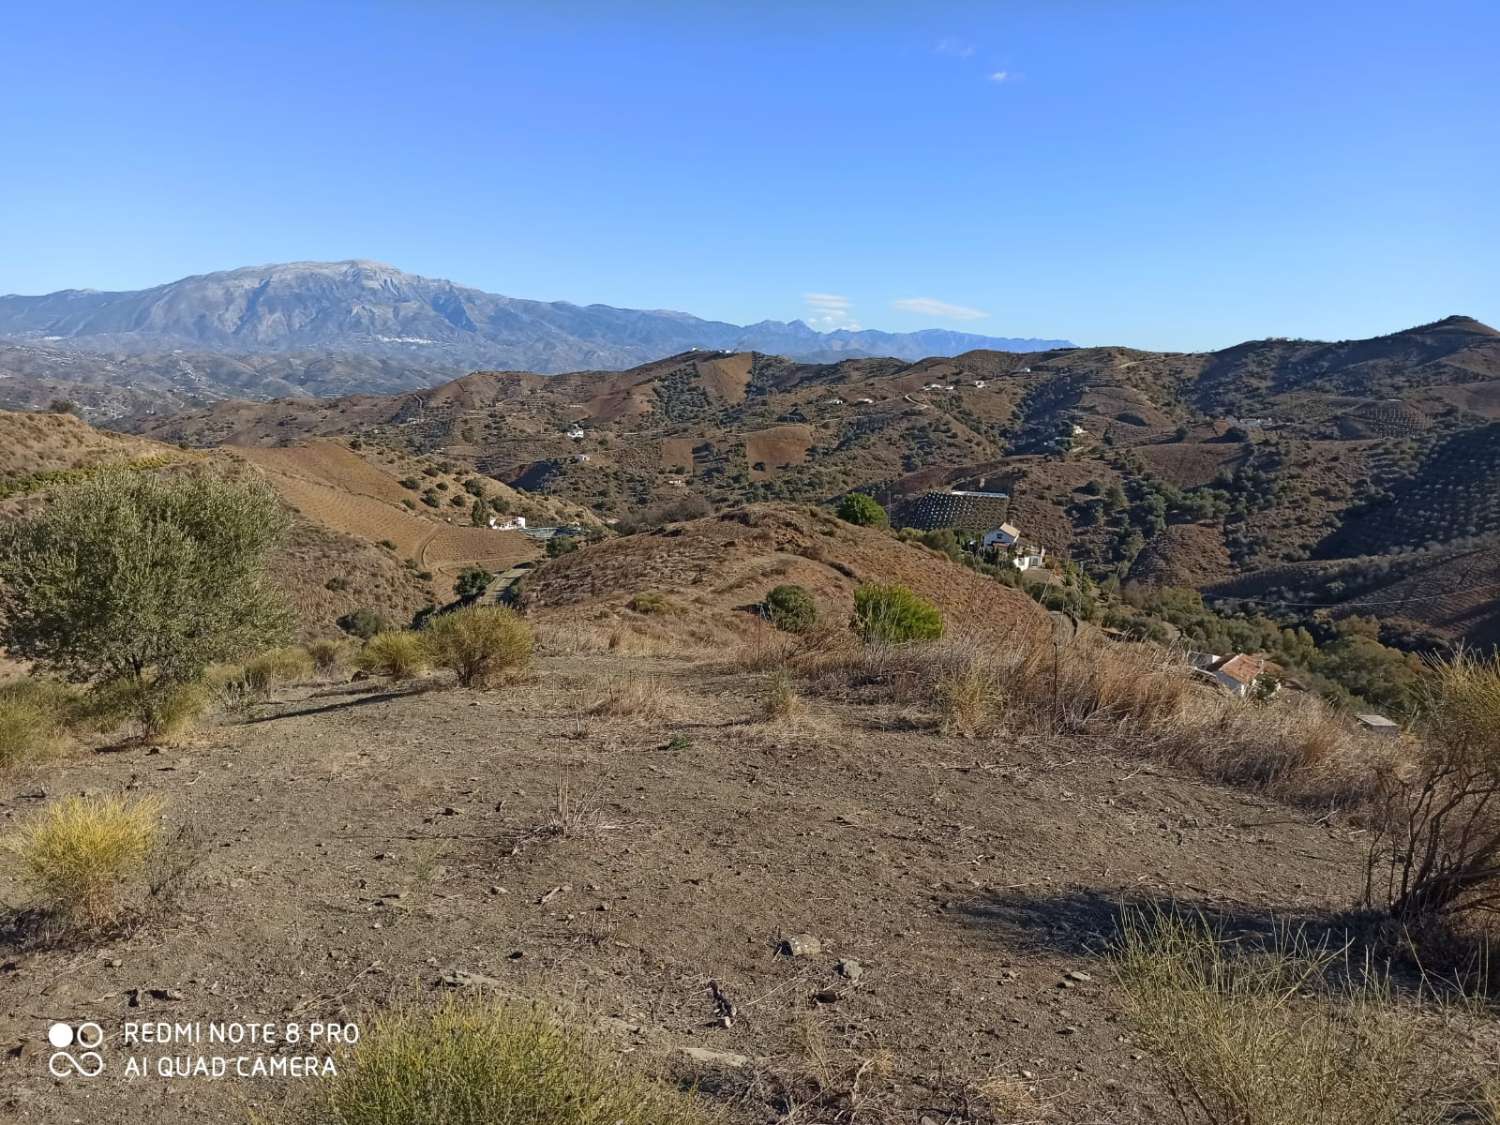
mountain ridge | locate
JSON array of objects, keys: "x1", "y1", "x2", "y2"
[{"x1": 0, "y1": 260, "x2": 1072, "y2": 376}]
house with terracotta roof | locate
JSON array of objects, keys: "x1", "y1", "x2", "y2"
[{"x1": 1205, "y1": 653, "x2": 1277, "y2": 699}]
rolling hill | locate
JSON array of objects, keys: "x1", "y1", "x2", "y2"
[{"x1": 124, "y1": 315, "x2": 1500, "y2": 647}]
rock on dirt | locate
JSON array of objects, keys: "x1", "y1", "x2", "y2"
[
  {"x1": 677, "y1": 1046, "x2": 751, "y2": 1069},
  {"x1": 779, "y1": 933, "x2": 822, "y2": 957}
]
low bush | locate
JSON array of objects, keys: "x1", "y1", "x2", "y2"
[
  {"x1": 306, "y1": 638, "x2": 349, "y2": 676},
  {"x1": 356, "y1": 632, "x2": 428, "y2": 680},
  {"x1": 423, "y1": 607, "x2": 533, "y2": 687},
  {"x1": 836, "y1": 492, "x2": 888, "y2": 528},
  {"x1": 338, "y1": 608, "x2": 391, "y2": 641},
  {"x1": 81, "y1": 677, "x2": 211, "y2": 742},
  {"x1": 627, "y1": 592, "x2": 671, "y2": 615},
  {"x1": 852, "y1": 584, "x2": 943, "y2": 644},
  {"x1": 9, "y1": 793, "x2": 163, "y2": 930},
  {"x1": 244, "y1": 647, "x2": 315, "y2": 694},
  {"x1": 764, "y1": 584, "x2": 818, "y2": 634},
  {"x1": 300, "y1": 998, "x2": 714, "y2": 1125}
]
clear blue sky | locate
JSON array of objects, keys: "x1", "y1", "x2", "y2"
[{"x1": 3, "y1": 0, "x2": 1495, "y2": 350}]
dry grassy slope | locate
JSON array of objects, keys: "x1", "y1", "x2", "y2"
[
  {"x1": 0, "y1": 409, "x2": 177, "y2": 475},
  {"x1": 524, "y1": 504, "x2": 1049, "y2": 647}
]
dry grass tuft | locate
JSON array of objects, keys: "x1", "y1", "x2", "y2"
[
  {"x1": 535, "y1": 779, "x2": 618, "y2": 840},
  {"x1": 9, "y1": 793, "x2": 164, "y2": 930},
  {"x1": 301, "y1": 997, "x2": 716, "y2": 1125},
  {"x1": 0, "y1": 678, "x2": 76, "y2": 767},
  {"x1": 972, "y1": 1074, "x2": 1049, "y2": 1122},
  {"x1": 760, "y1": 668, "x2": 805, "y2": 724},
  {"x1": 588, "y1": 675, "x2": 682, "y2": 722},
  {"x1": 1112, "y1": 906, "x2": 1457, "y2": 1125},
  {"x1": 244, "y1": 646, "x2": 316, "y2": 694},
  {"x1": 356, "y1": 631, "x2": 429, "y2": 680}
]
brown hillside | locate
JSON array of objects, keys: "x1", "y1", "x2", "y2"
[{"x1": 524, "y1": 504, "x2": 1049, "y2": 647}]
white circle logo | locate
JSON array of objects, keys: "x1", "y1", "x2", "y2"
[
  {"x1": 48, "y1": 1022, "x2": 73, "y2": 1049},
  {"x1": 47, "y1": 1021, "x2": 104, "y2": 1078}
]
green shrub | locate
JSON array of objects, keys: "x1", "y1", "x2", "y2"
[
  {"x1": 546, "y1": 536, "x2": 579, "y2": 558},
  {"x1": 852, "y1": 584, "x2": 943, "y2": 644},
  {"x1": 0, "y1": 470, "x2": 291, "y2": 732},
  {"x1": 627, "y1": 592, "x2": 670, "y2": 615},
  {"x1": 455, "y1": 567, "x2": 493, "y2": 600},
  {"x1": 338, "y1": 608, "x2": 391, "y2": 640},
  {"x1": 244, "y1": 647, "x2": 316, "y2": 694},
  {"x1": 301, "y1": 998, "x2": 714, "y2": 1125},
  {"x1": 356, "y1": 632, "x2": 428, "y2": 680},
  {"x1": 423, "y1": 607, "x2": 533, "y2": 687},
  {"x1": 836, "y1": 492, "x2": 888, "y2": 528},
  {"x1": 764, "y1": 584, "x2": 818, "y2": 634}
]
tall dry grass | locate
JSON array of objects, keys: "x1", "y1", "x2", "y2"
[
  {"x1": 777, "y1": 630, "x2": 1401, "y2": 813},
  {"x1": 9, "y1": 793, "x2": 164, "y2": 930},
  {"x1": 1111, "y1": 906, "x2": 1463, "y2": 1125}
]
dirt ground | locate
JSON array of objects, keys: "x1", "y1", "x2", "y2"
[{"x1": 0, "y1": 653, "x2": 1369, "y2": 1124}]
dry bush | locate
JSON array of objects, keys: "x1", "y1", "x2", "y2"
[
  {"x1": 931, "y1": 641, "x2": 1002, "y2": 737},
  {"x1": 1368, "y1": 650, "x2": 1500, "y2": 926},
  {"x1": 760, "y1": 667, "x2": 805, "y2": 724},
  {"x1": 0, "y1": 678, "x2": 77, "y2": 767},
  {"x1": 300, "y1": 997, "x2": 716, "y2": 1125},
  {"x1": 423, "y1": 606, "x2": 533, "y2": 687},
  {"x1": 8, "y1": 794, "x2": 164, "y2": 930},
  {"x1": 971, "y1": 1074, "x2": 1048, "y2": 1123},
  {"x1": 244, "y1": 646, "x2": 316, "y2": 694},
  {"x1": 356, "y1": 632, "x2": 429, "y2": 680},
  {"x1": 588, "y1": 675, "x2": 681, "y2": 722},
  {"x1": 535, "y1": 779, "x2": 617, "y2": 840},
  {"x1": 306, "y1": 638, "x2": 349, "y2": 676},
  {"x1": 1112, "y1": 907, "x2": 1457, "y2": 1125}
]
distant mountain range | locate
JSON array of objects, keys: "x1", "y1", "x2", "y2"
[{"x1": 0, "y1": 260, "x2": 1071, "y2": 379}]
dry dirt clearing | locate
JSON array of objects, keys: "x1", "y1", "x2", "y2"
[{"x1": 0, "y1": 654, "x2": 1366, "y2": 1124}]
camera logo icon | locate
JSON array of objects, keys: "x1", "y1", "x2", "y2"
[{"x1": 47, "y1": 1021, "x2": 105, "y2": 1077}]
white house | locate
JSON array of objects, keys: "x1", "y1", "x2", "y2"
[
  {"x1": 1013, "y1": 552, "x2": 1046, "y2": 572},
  {"x1": 489, "y1": 515, "x2": 527, "y2": 531},
  {"x1": 983, "y1": 523, "x2": 1022, "y2": 549},
  {"x1": 1206, "y1": 654, "x2": 1273, "y2": 699},
  {"x1": 1071, "y1": 424, "x2": 1087, "y2": 436},
  {"x1": 566, "y1": 425, "x2": 586, "y2": 440}
]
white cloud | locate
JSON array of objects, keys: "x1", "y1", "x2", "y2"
[
  {"x1": 988, "y1": 70, "x2": 1009, "y2": 82},
  {"x1": 803, "y1": 292, "x2": 860, "y2": 331},
  {"x1": 935, "y1": 37, "x2": 975, "y2": 58},
  {"x1": 892, "y1": 297, "x2": 990, "y2": 321}
]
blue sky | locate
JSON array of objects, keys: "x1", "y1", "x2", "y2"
[{"x1": 2, "y1": 0, "x2": 1495, "y2": 350}]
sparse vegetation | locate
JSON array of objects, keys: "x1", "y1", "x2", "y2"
[
  {"x1": 589, "y1": 675, "x2": 678, "y2": 721},
  {"x1": 455, "y1": 566, "x2": 493, "y2": 600},
  {"x1": 9, "y1": 794, "x2": 164, "y2": 930},
  {"x1": 300, "y1": 998, "x2": 715, "y2": 1125},
  {"x1": 306, "y1": 638, "x2": 349, "y2": 676},
  {"x1": 852, "y1": 583, "x2": 943, "y2": 644},
  {"x1": 338, "y1": 607, "x2": 391, "y2": 640},
  {"x1": 760, "y1": 667, "x2": 804, "y2": 723},
  {"x1": 627, "y1": 591, "x2": 671, "y2": 615},
  {"x1": 423, "y1": 606, "x2": 533, "y2": 687},
  {"x1": 0, "y1": 678, "x2": 77, "y2": 767}
]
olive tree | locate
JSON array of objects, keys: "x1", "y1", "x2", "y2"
[{"x1": 0, "y1": 470, "x2": 292, "y2": 728}]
